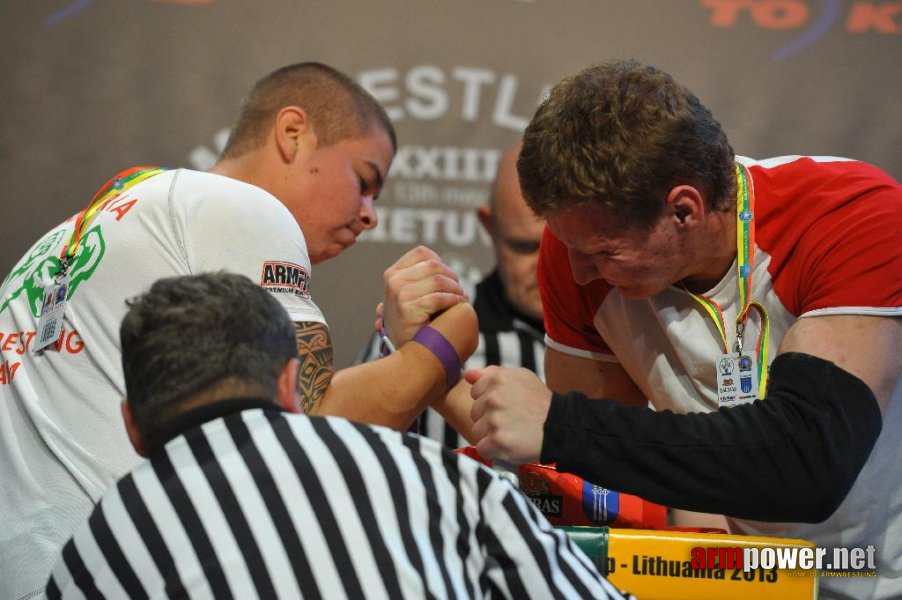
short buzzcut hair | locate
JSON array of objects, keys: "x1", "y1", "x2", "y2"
[
  {"x1": 120, "y1": 272, "x2": 297, "y2": 450},
  {"x1": 220, "y1": 62, "x2": 397, "y2": 159},
  {"x1": 518, "y1": 59, "x2": 735, "y2": 228}
]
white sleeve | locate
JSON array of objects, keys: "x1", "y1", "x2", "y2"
[{"x1": 173, "y1": 170, "x2": 326, "y2": 325}]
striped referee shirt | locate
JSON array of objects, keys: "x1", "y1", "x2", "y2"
[
  {"x1": 46, "y1": 399, "x2": 631, "y2": 599},
  {"x1": 358, "y1": 270, "x2": 546, "y2": 449}
]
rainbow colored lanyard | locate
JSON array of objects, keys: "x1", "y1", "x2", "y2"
[
  {"x1": 58, "y1": 165, "x2": 165, "y2": 272},
  {"x1": 684, "y1": 164, "x2": 771, "y2": 397}
]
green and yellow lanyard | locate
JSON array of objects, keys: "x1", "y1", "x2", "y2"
[
  {"x1": 58, "y1": 165, "x2": 166, "y2": 273},
  {"x1": 35, "y1": 165, "x2": 165, "y2": 352},
  {"x1": 683, "y1": 164, "x2": 771, "y2": 398}
]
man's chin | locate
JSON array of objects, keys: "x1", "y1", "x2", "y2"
[
  {"x1": 613, "y1": 284, "x2": 655, "y2": 300},
  {"x1": 337, "y1": 228, "x2": 359, "y2": 248},
  {"x1": 310, "y1": 243, "x2": 348, "y2": 264},
  {"x1": 511, "y1": 299, "x2": 543, "y2": 322}
]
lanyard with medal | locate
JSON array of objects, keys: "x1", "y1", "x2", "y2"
[
  {"x1": 33, "y1": 166, "x2": 166, "y2": 353},
  {"x1": 684, "y1": 164, "x2": 771, "y2": 408}
]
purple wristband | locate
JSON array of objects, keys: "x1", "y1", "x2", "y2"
[{"x1": 412, "y1": 326, "x2": 462, "y2": 388}]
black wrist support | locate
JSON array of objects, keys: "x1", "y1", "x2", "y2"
[{"x1": 540, "y1": 352, "x2": 882, "y2": 523}]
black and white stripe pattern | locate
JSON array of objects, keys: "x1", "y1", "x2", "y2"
[{"x1": 47, "y1": 409, "x2": 630, "y2": 599}]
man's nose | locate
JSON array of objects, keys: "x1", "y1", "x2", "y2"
[
  {"x1": 359, "y1": 195, "x2": 377, "y2": 229},
  {"x1": 568, "y1": 249, "x2": 604, "y2": 285}
]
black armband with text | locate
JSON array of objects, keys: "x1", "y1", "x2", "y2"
[{"x1": 540, "y1": 352, "x2": 882, "y2": 523}]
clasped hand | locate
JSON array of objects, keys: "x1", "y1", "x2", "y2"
[
  {"x1": 466, "y1": 366, "x2": 552, "y2": 464},
  {"x1": 376, "y1": 246, "x2": 469, "y2": 347}
]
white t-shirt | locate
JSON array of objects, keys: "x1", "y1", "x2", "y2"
[{"x1": 0, "y1": 169, "x2": 325, "y2": 600}]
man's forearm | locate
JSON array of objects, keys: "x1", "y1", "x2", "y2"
[
  {"x1": 313, "y1": 303, "x2": 478, "y2": 429},
  {"x1": 431, "y1": 382, "x2": 478, "y2": 444}
]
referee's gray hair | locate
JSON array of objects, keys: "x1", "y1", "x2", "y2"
[{"x1": 120, "y1": 272, "x2": 297, "y2": 450}]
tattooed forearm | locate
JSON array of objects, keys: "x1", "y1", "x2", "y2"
[{"x1": 294, "y1": 321, "x2": 335, "y2": 414}]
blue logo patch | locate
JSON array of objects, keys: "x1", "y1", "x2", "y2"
[{"x1": 582, "y1": 484, "x2": 619, "y2": 526}]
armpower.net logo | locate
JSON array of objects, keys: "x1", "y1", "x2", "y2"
[{"x1": 690, "y1": 544, "x2": 878, "y2": 578}]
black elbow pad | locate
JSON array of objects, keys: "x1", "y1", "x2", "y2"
[{"x1": 541, "y1": 352, "x2": 883, "y2": 522}]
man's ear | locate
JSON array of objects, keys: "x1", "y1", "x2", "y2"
[
  {"x1": 274, "y1": 106, "x2": 318, "y2": 164},
  {"x1": 667, "y1": 185, "x2": 706, "y2": 229},
  {"x1": 277, "y1": 357, "x2": 302, "y2": 413},
  {"x1": 476, "y1": 205, "x2": 495, "y2": 237},
  {"x1": 121, "y1": 400, "x2": 149, "y2": 457}
]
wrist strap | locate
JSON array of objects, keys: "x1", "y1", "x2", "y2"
[
  {"x1": 379, "y1": 323, "x2": 396, "y2": 357},
  {"x1": 412, "y1": 326, "x2": 462, "y2": 388}
]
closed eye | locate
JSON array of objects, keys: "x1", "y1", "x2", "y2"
[
  {"x1": 504, "y1": 239, "x2": 541, "y2": 255},
  {"x1": 362, "y1": 160, "x2": 385, "y2": 200}
]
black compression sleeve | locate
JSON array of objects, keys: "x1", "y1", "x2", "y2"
[{"x1": 540, "y1": 352, "x2": 882, "y2": 523}]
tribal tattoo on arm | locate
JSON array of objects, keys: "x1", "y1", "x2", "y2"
[{"x1": 293, "y1": 321, "x2": 335, "y2": 414}]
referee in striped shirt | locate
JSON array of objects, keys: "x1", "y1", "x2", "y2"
[
  {"x1": 47, "y1": 272, "x2": 631, "y2": 599},
  {"x1": 358, "y1": 141, "x2": 547, "y2": 449}
]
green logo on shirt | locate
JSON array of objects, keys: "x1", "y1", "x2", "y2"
[{"x1": 0, "y1": 225, "x2": 106, "y2": 317}]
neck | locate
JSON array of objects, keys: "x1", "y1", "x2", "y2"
[
  {"x1": 208, "y1": 156, "x2": 248, "y2": 182},
  {"x1": 145, "y1": 396, "x2": 280, "y2": 455},
  {"x1": 209, "y1": 151, "x2": 277, "y2": 194},
  {"x1": 680, "y1": 209, "x2": 737, "y2": 293}
]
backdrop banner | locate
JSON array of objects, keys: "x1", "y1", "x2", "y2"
[{"x1": 2, "y1": 0, "x2": 900, "y2": 365}]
